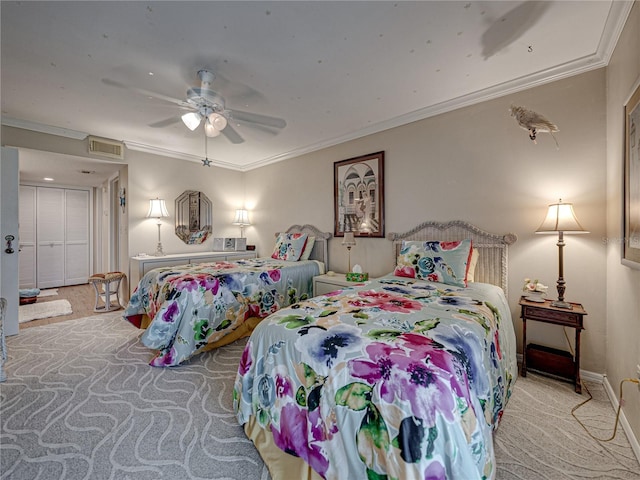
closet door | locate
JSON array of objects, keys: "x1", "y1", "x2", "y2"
[
  {"x1": 18, "y1": 185, "x2": 36, "y2": 288},
  {"x1": 37, "y1": 187, "x2": 65, "y2": 288},
  {"x1": 65, "y1": 189, "x2": 89, "y2": 285}
]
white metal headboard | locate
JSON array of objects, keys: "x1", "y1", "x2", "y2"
[
  {"x1": 388, "y1": 221, "x2": 517, "y2": 294},
  {"x1": 275, "y1": 224, "x2": 332, "y2": 266}
]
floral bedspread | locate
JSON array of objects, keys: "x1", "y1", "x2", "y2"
[
  {"x1": 234, "y1": 275, "x2": 517, "y2": 480},
  {"x1": 123, "y1": 258, "x2": 321, "y2": 367}
]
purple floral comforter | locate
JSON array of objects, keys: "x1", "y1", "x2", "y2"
[
  {"x1": 123, "y1": 258, "x2": 321, "y2": 366},
  {"x1": 234, "y1": 275, "x2": 517, "y2": 479}
]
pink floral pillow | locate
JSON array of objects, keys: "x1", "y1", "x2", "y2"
[
  {"x1": 394, "y1": 239, "x2": 473, "y2": 287},
  {"x1": 271, "y1": 233, "x2": 309, "y2": 261}
]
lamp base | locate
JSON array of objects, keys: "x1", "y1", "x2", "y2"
[
  {"x1": 551, "y1": 299, "x2": 573, "y2": 309},
  {"x1": 153, "y1": 243, "x2": 165, "y2": 257}
]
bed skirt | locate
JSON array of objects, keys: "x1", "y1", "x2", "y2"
[
  {"x1": 125, "y1": 313, "x2": 262, "y2": 353},
  {"x1": 243, "y1": 415, "x2": 322, "y2": 480}
]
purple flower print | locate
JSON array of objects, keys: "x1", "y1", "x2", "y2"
[
  {"x1": 271, "y1": 403, "x2": 329, "y2": 477},
  {"x1": 399, "y1": 333, "x2": 471, "y2": 403},
  {"x1": 238, "y1": 342, "x2": 253, "y2": 376},
  {"x1": 149, "y1": 347, "x2": 177, "y2": 367},
  {"x1": 162, "y1": 301, "x2": 180, "y2": 323},
  {"x1": 424, "y1": 459, "x2": 446, "y2": 480},
  {"x1": 275, "y1": 373, "x2": 293, "y2": 398},
  {"x1": 349, "y1": 338, "x2": 462, "y2": 424},
  {"x1": 170, "y1": 273, "x2": 220, "y2": 294}
]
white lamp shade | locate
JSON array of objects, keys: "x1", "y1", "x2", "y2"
[
  {"x1": 342, "y1": 232, "x2": 356, "y2": 246},
  {"x1": 147, "y1": 198, "x2": 169, "y2": 218},
  {"x1": 181, "y1": 112, "x2": 202, "y2": 131},
  {"x1": 204, "y1": 120, "x2": 221, "y2": 137},
  {"x1": 232, "y1": 209, "x2": 250, "y2": 226},
  {"x1": 536, "y1": 199, "x2": 587, "y2": 234},
  {"x1": 208, "y1": 112, "x2": 228, "y2": 131}
]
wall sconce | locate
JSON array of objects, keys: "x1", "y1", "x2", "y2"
[
  {"x1": 147, "y1": 198, "x2": 170, "y2": 256},
  {"x1": 342, "y1": 232, "x2": 357, "y2": 272},
  {"x1": 232, "y1": 209, "x2": 251, "y2": 238},
  {"x1": 535, "y1": 198, "x2": 588, "y2": 309}
]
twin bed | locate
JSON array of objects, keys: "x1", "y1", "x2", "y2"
[
  {"x1": 123, "y1": 224, "x2": 331, "y2": 367},
  {"x1": 125, "y1": 221, "x2": 518, "y2": 480}
]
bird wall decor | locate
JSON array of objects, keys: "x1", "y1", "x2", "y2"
[{"x1": 510, "y1": 104, "x2": 559, "y2": 148}]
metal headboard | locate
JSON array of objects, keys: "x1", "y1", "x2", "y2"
[
  {"x1": 275, "y1": 224, "x2": 332, "y2": 267},
  {"x1": 388, "y1": 221, "x2": 517, "y2": 294}
]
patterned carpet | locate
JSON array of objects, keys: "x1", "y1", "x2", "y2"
[{"x1": 1, "y1": 313, "x2": 638, "y2": 479}]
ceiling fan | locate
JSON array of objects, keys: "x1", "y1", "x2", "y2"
[{"x1": 102, "y1": 69, "x2": 286, "y2": 144}]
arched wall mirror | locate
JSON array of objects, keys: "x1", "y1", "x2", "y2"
[{"x1": 175, "y1": 190, "x2": 212, "y2": 244}]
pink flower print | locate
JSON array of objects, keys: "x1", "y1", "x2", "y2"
[{"x1": 348, "y1": 290, "x2": 423, "y2": 314}]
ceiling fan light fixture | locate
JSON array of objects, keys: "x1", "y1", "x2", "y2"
[
  {"x1": 204, "y1": 120, "x2": 221, "y2": 137},
  {"x1": 208, "y1": 112, "x2": 228, "y2": 131},
  {"x1": 181, "y1": 112, "x2": 202, "y2": 131}
]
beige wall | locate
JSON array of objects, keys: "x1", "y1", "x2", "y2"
[
  {"x1": 125, "y1": 149, "x2": 245, "y2": 257},
  {"x1": 246, "y1": 68, "x2": 608, "y2": 375},
  {"x1": 605, "y1": 0, "x2": 640, "y2": 452}
]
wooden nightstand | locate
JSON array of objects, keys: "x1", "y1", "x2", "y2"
[
  {"x1": 520, "y1": 297, "x2": 587, "y2": 393},
  {"x1": 313, "y1": 273, "x2": 369, "y2": 297}
]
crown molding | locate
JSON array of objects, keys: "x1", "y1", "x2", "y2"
[
  {"x1": 122, "y1": 140, "x2": 244, "y2": 171},
  {"x1": 1, "y1": 116, "x2": 88, "y2": 140}
]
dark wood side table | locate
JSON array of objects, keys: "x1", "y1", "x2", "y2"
[{"x1": 519, "y1": 297, "x2": 587, "y2": 393}]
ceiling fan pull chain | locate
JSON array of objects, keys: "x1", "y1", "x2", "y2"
[{"x1": 202, "y1": 134, "x2": 212, "y2": 167}]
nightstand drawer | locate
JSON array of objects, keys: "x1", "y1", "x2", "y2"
[{"x1": 522, "y1": 305, "x2": 583, "y2": 328}]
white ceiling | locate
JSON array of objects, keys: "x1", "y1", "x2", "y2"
[{"x1": 1, "y1": 1, "x2": 633, "y2": 180}]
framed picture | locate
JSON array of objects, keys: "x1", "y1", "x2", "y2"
[
  {"x1": 334, "y1": 151, "x2": 384, "y2": 237},
  {"x1": 623, "y1": 80, "x2": 640, "y2": 269}
]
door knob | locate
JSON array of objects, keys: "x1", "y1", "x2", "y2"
[{"x1": 4, "y1": 235, "x2": 15, "y2": 254}]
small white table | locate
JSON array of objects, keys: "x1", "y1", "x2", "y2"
[{"x1": 313, "y1": 273, "x2": 371, "y2": 296}]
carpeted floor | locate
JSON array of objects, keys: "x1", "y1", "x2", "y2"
[{"x1": 1, "y1": 313, "x2": 638, "y2": 480}]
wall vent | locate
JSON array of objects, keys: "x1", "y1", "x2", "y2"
[{"x1": 88, "y1": 136, "x2": 124, "y2": 160}]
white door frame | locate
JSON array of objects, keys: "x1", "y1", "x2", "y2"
[{"x1": 1, "y1": 147, "x2": 20, "y2": 336}]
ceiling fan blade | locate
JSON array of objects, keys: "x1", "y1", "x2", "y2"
[
  {"x1": 148, "y1": 116, "x2": 181, "y2": 128},
  {"x1": 228, "y1": 109, "x2": 286, "y2": 129},
  {"x1": 102, "y1": 78, "x2": 191, "y2": 108},
  {"x1": 221, "y1": 123, "x2": 244, "y2": 144}
]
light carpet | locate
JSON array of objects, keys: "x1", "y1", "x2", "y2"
[
  {"x1": 1, "y1": 313, "x2": 638, "y2": 480},
  {"x1": 37, "y1": 288, "x2": 59, "y2": 298},
  {"x1": 18, "y1": 299, "x2": 72, "y2": 323}
]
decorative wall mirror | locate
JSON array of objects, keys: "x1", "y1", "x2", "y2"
[{"x1": 175, "y1": 190, "x2": 212, "y2": 244}]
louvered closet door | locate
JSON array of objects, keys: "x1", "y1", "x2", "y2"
[
  {"x1": 65, "y1": 189, "x2": 89, "y2": 285},
  {"x1": 18, "y1": 185, "x2": 36, "y2": 288},
  {"x1": 37, "y1": 187, "x2": 65, "y2": 288}
]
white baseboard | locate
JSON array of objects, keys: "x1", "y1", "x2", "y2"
[{"x1": 601, "y1": 373, "x2": 640, "y2": 465}]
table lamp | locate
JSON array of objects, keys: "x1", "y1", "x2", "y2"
[
  {"x1": 147, "y1": 198, "x2": 170, "y2": 256},
  {"x1": 535, "y1": 198, "x2": 588, "y2": 309},
  {"x1": 342, "y1": 232, "x2": 356, "y2": 272}
]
